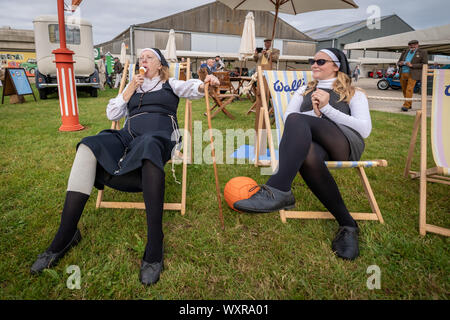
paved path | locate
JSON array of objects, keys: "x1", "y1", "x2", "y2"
[{"x1": 355, "y1": 78, "x2": 431, "y2": 117}]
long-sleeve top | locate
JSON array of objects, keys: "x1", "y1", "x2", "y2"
[
  {"x1": 283, "y1": 78, "x2": 372, "y2": 138},
  {"x1": 106, "y1": 76, "x2": 204, "y2": 121}
]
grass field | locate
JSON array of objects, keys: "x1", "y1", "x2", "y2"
[{"x1": 0, "y1": 85, "x2": 448, "y2": 300}]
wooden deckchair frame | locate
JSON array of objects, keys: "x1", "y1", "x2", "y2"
[
  {"x1": 95, "y1": 59, "x2": 193, "y2": 215},
  {"x1": 255, "y1": 66, "x2": 386, "y2": 224},
  {"x1": 404, "y1": 65, "x2": 449, "y2": 237},
  {"x1": 206, "y1": 71, "x2": 238, "y2": 119}
]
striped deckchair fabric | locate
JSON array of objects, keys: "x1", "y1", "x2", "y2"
[
  {"x1": 431, "y1": 69, "x2": 450, "y2": 176},
  {"x1": 258, "y1": 67, "x2": 386, "y2": 224},
  {"x1": 263, "y1": 70, "x2": 313, "y2": 146},
  {"x1": 404, "y1": 66, "x2": 450, "y2": 237},
  {"x1": 128, "y1": 63, "x2": 135, "y2": 82},
  {"x1": 169, "y1": 63, "x2": 181, "y2": 80}
]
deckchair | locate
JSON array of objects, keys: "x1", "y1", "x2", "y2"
[
  {"x1": 256, "y1": 66, "x2": 387, "y2": 224},
  {"x1": 95, "y1": 59, "x2": 193, "y2": 215},
  {"x1": 205, "y1": 71, "x2": 238, "y2": 119},
  {"x1": 404, "y1": 65, "x2": 449, "y2": 236}
]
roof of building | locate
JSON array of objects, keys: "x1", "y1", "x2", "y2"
[
  {"x1": 303, "y1": 14, "x2": 413, "y2": 41},
  {"x1": 344, "y1": 24, "x2": 450, "y2": 55},
  {"x1": 0, "y1": 27, "x2": 35, "y2": 51},
  {"x1": 100, "y1": 1, "x2": 313, "y2": 47}
]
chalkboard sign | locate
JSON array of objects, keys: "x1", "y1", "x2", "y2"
[{"x1": 1, "y1": 67, "x2": 36, "y2": 104}]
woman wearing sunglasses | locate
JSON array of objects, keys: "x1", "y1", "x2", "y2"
[
  {"x1": 234, "y1": 48, "x2": 371, "y2": 261},
  {"x1": 30, "y1": 48, "x2": 219, "y2": 285}
]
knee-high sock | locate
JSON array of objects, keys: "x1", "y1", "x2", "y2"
[
  {"x1": 141, "y1": 159, "x2": 165, "y2": 263},
  {"x1": 48, "y1": 144, "x2": 96, "y2": 252}
]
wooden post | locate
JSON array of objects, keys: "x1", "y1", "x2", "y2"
[
  {"x1": 419, "y1": 65, "x2": 428, "y2": 236},
  {"x1": 404, "y1": 111, "x2": 422, "y2": 178},
  {"x1": 204, "y1": 83, "x2": 225, "y2": 230}
]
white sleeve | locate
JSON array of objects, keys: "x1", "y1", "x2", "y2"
[
  {"x1": 169, "y1": 78, "x2": 204, "y2": 100},
  {"x1": 106, "y1": 83, "x2": 130, "y2": 121},
  {"x1": 320, "y1": 90, "x2": 372, "y2": 138},
  {"x1": 283, "y1": 86, "x2": 316, "y2": 122}
]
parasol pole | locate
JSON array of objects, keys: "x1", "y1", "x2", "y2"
[
  {"x1": 204, "y1": 83, "x2": 225, "y2": 230},
  {"x1": 270, "y1": 0, "x2": 281, "y2": 46}
]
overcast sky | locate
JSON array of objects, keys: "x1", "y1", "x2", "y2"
[{"x1": 1, "y1": 0, "x2": 449, "y2": 45}]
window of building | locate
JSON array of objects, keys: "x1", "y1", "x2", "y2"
[{"x1": 48, "y1": 24, "x2": 81, "y2": 45}]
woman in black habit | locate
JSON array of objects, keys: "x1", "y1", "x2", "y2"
[
  {"x1": 234, "y1": 48, "x2": 372, "y2": 261},
  {"x1": 31, "y1": 48, "x2": 219, "y2": 285}
]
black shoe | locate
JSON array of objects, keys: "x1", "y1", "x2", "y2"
[
  {"x1": 401, "y1": 106, "x2": 410, "y2": 112},
  {"x1": 233, "y1": 184, "x2": 295, "y2": 213},
  {"x1": 140, "y1": 245, "x2": 164, "y2": 286},
  {"x1": 332, "y1": 226, "x2": 359, "y2": 260},
  {"x1": 30, "y1": 229, "x2": 82, "y2": 274},
  {"x1": 139, "y1": 260, "x2": 164, "y2": 285}
]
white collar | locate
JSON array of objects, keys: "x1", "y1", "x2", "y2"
[
  {"x1": 317, "y1": 77, "x2": 337, "y2": 89},
  {"x1": 138, "y1": 75, "x2": 163, "y2": 92}
]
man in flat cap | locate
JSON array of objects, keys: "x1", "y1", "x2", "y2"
[
  {"x1": 254, "y1": 38, "x2": 280, "y2": 70},
  {"x1": 397, "y1": 40, "x2": 428, "y2": 111}
]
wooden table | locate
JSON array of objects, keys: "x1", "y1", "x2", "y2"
[{"x1": 230, "y1": 76, "x2": 255, "y2": 102}]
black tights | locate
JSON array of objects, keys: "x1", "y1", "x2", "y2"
[
  {"x1": 49, "y1": 159, "x2": 165, "y2": 263},
  {"x1": 267, "y1": 113, "x2": 356, "y2": 227},
  {"x1": 141, "y1": 159, "x2": 165, "y2": 263}
]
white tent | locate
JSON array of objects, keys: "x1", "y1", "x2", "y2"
[{"x1": 345, "y1": 24, "x2": 450, "y2": 55}]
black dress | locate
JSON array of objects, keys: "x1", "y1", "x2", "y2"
[
  {"x1": 79, "y1": 81, "x2": 180, "y2": 192},
  {"x1": 300, "y1": 89, "x2": 365, "y2": 161}
]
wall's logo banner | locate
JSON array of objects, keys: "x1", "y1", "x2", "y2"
[{"x1": 273, "y1": 79, "x2": 306, "y2": 93}]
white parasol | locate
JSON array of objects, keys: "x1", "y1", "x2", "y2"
[
  {"x1": 165, "y1": 29, "x2": 178, "y2": 63},
  {"x1": 239, "y1": 12, "x2": 256, "y2": 61},
  {"x1": 120, "y1": 42, "x2": 126, "y2": 64}
]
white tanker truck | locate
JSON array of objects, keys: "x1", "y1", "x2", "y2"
[{"x1": 33, "y1": 15, "x2": 99, "y2": 99}]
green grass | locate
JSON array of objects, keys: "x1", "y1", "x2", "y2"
[{"x1": 0, "y1": 85, "x2": 448, "y2": 300}]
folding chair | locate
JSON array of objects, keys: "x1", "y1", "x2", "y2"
[
  {"x1": 204, "y1": 71, "x2": 238, "y2": 119},
  {"x1": 95, "y1": 59, "x2": 193, "y2": 215},
  {"x1": 256, "y1": 66, "x2": 387, "y2": 224},
  {"x1": 404, "y1": 65, "x2": 450, "y2": 236}
]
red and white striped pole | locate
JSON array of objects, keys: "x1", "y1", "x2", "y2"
[{"x1": 53, "y1": 0, "x2": 84, "y2": 131}]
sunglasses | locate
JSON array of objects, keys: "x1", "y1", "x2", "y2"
[{"x1": 308, "y1": 58, "x2": 339, "y2": 66}]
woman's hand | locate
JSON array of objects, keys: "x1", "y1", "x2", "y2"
[
  {"x1": 199, "y1": 75, "x2": 220, "y2": 92},
  {"x1": 122, "y1": 74, "x2": 145, "y2": 102},
  {"x1": 132, "y1": 74, "x2": 145, "y2": 89},
  {"x1": 312, "y1": 98, "x2": 322, "y2": 117},
  {"x1": 311, "y1": 89, "x2": 330, "y2": 109}
]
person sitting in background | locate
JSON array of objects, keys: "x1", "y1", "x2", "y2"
[
  {"x1": 206, "y1": 58, "x2": 217, "y2": 75},
  {"x1": 230, "y1": 67, "x2": 241, "y2": 77},
  {"x1": 214, "y1": 56, "x2": 225, "y2": 71}
]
